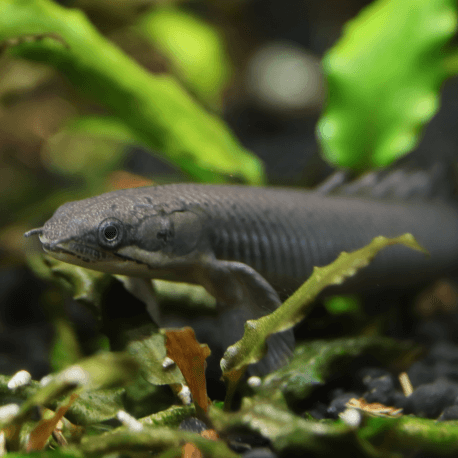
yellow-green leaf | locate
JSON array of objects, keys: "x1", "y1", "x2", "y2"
[
  {"x1": 221, "y1": 234, "x2": 427, "y2": 382},
  {"x1": 317, "y1": 0, "x2": 458, "y2": 170}
]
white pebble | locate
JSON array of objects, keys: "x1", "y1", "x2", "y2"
[
  {"x1": 0, "y1": 404, "x2": 20, "y2": 423},
  {"x1": 339, "y1": 408, "x2": 362, "y2": 427},
  {"x1": 60, "y1": 366, "x2": 90, "y2": 386},
  {"x1": 8, "y1": 370, "x2": 32, "y2": 389},
  {"x1": 177, "y1": 385, "x2": 192, "y2": 405},
  {"x1": 247, "y1": 376, "x2": 262, "y2": 388},
  {"x1": 162, "y1": 357, "x2": 176, "y2": 370},
  {"x1": 0, "y1": 431, "x2": 5, "y2": 456},
  {"x1": 117, "y1": 410, "x2": 143, "y2": 432},
  {"x1": 39, "y1": 374, "x2": 53, "y2": 387}
]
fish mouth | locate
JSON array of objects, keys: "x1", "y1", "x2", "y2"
[
  {"x1": 41, "y1": 241, "x2": 110, "y2": 264},
  {"x1": 40, "y1": 239, "x2": 154, "y2": 277}
]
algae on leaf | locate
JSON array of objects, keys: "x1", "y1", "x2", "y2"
[
  {"x1": 317, "y1": 0, "x2": 458, "y2": 170},
  {"x1": 210, "y1": 399, "x2": 358, "y2": 456},
  {"x1": 260, "y1": 337, "x2": 418, "y2": 403}
]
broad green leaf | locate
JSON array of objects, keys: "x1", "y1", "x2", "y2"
[
  {"x1": 260, "y1": 337, "x2": 417, "y2": 403},
  {"x1": 209, "y1": 399, "x2": 357, "y2": 456},
  {"x1": 0, "y1": 0, "x2": 264, "y2": 184},
  {"x1": 317, "y1": 0, "x2": 458, "y2": 170},
  {"x1": 137, "y1": 7, "x2": 232, "y2": 110},
  {"x1": 221, "y1": 234, "x2": 426, "y2": 382},
  {"x1": 123, "y1": 377, "x2": 179, "y2": 420},
  {"x1": 66, "y1": 388, "x2": 125, "y2": 425},
  {"x1": 124, "y1": 324, "x2": 185, "y2": 386}
]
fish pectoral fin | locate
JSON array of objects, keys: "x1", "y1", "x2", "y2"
[
  {"x1": 196, "y1": 259, "x2": 295, "y2": 373},
  {"x1": 251, "y1": 329, "x2": 295, "y2": 375},
  {"x1": 114, "y1": 275, "x2": 161, "y2": 326},
  {"x1": 196, "y1": 259, "x2": 281, "y2": 316}
]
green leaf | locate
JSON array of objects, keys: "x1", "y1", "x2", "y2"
[
  {"x1": 360, "y1": 416, "x2": 458, "y2": 455},
  {"x1": 140, "y1": 405, "x2": 196, "y2": 428},
  {"x1": 221, "y1": 234, "x2": 426, "y2": 380},
  {"x1": 80, "y1": 425, "x2": 239, "y2": 458},
  {"x1": 212, "y1": 400, "x2": 458, "y2": 457},
  {"x1": 67, "y1": 388, "x2": 125, "y2": 425},
  {"x1": 317, "y1": 0, "x2": 458, "y2": 170},
  {"x1": 260, "y1": 337, "x2": 418, "y2": 403},
  {"x1": 0, "y1": 0, "x2": 264, "y2": 184},
  {"x1": 0, "y1": 374, "x2": 124, "y2": 426},
  {"x1": 0, "y1": 353, "x2": 138, "y2": 433},
  {"x1": 124, "y1": 324, "x2": 185, "y2": 386},
  {"x1": 50, "y1": 318, "x2": 83, "y2": 372},
  {"x1": 209, "y1": 399, "x2": 358, "y2": 456},
  {"x1": 137, "y1": 7, "x2": 233, "y2": 110},
  {"x1": 27, "y1": 255, "x2": 112, "y2": 320}
]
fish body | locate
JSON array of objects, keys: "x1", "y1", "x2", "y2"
[{"x1": 26, "y1": 183, "x2": 458, "y2": 372}]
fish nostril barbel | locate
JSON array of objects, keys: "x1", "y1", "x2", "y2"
[{"x1": 24, "y1": 227, "x2": 43, "y2": 238}]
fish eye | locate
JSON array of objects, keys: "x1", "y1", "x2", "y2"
[{"x1": 98, "y1": 218, "x2": 124, "y2": 248}]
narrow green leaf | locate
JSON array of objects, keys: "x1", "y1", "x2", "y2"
[
  {"x1": 221, "y1": 234, "x2": 426, "y2": 379},
  {"x1": 5, "y1": 452, "x2": 82, "y2": 458},
  {"x1": 0, "y1": 0, "x2": 264, "y2": 184},
  {"x1": 317, "y1": 0, "x2": 458, "y2": 170},
  {"x1": 80, "y1": 425, "x2": 239, "y2": 458},
  {"x1": 140, "y1": 405, "x2": 196, "y2": 428}
]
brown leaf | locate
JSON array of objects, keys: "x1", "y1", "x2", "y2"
[
  {"x1": 182, "y1": 442, "x2": 202, "y2": 458},
  {"x1": 26, "y1": 393, "x2": 79, "y2": 451},
  {"x1": 165, "y1": 327, "x2": 211, "y2": 414},
  {"x1": 201, "y1": 429, "x2": 219, "y2": 440},
  {"x1": 107, "y1": 171, "x2": 153, "y2": 190},
  {"x1": 181, "y1": 429, "x2": 219, "y2": 458},
  {"x1": 346, "y1": 397, "x2": 403, "y2": 417}
]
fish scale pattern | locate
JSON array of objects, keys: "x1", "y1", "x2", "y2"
[{"x1": 145, "y1": 184, "x2": 458, "y2": 292}]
